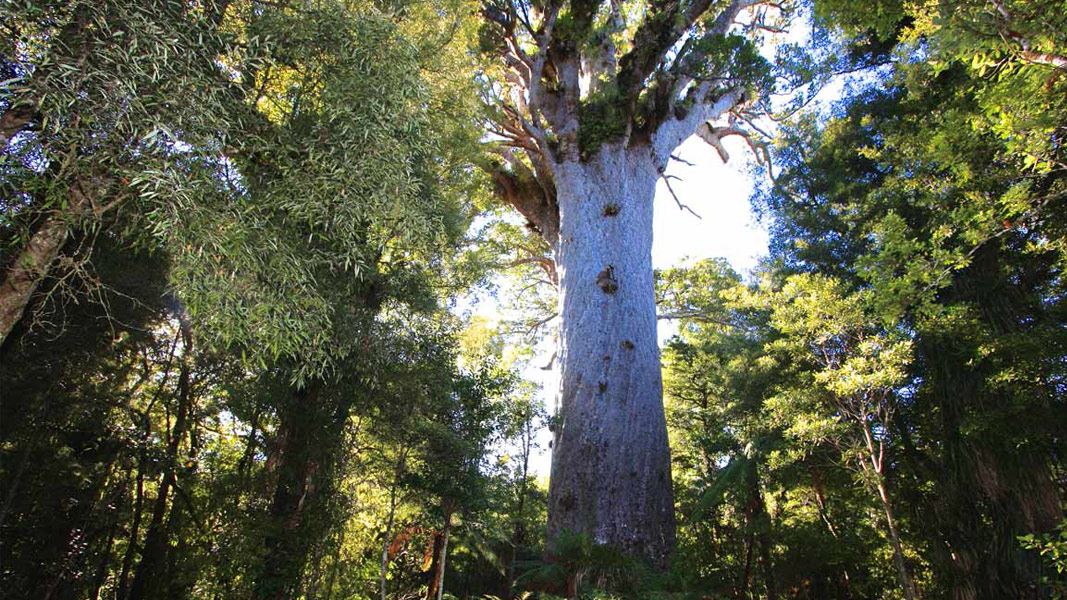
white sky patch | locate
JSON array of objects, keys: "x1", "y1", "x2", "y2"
[{"x1": 654, "y1": 134, "x2": 768, "y2": 275}]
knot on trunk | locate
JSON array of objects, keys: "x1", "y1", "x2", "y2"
[
  {"x1": 596, "y1": 265, "x2": 618, "y2": 294},
  {"x1": 603, "y1": 202, "x2": 620, "y2": 216}
]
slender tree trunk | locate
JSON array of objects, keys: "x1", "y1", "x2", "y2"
[
  {"x1": 875, "y1": 473, "x2": 918, "y2": 600},
  {"x1": 89, "y1": 477, "x2": 126, "y2": 600},
  {"x1": 381, "y1": 470, "x2": 400, "y2": 600},
  {"x1": 127, "y1": 324, "x2": 193, "y2": 600},
  {"x1": 425, "y1": 507, "x2": 453, "y2": 600},
  {"x1": 507, "y1": 424, "x2": 533, "y2": 596},
  {"x1": 860, "y1": 424, "x2": 918, "y2": 600},
  {"x1": 547, "y1": 144, "x2": 675, "y2": 568},
  {"x1": 437, "y1": 518, "x2": 450, "y2": 600},
  {"x1": 117, "y1": 445, "x2": 147, "y2": 600},
  {"x1": 738, "y1": 532, "x2": 754, "y2": 600}
]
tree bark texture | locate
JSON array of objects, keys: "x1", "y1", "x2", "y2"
[
  {"x1": 547, "y1": 144, "x2": 675, "y2": 568},
  {"x1": 0, "y1": 213, "x2": 70, "y2": 347}
]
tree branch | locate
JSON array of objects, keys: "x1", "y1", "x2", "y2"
[{"x1": 990, "y1": 0, "x2": 1067, "y2": 70}]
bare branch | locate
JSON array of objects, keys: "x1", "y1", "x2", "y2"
[{"x1": 657, "y1": 164, "x2": 702, "y2": 219}]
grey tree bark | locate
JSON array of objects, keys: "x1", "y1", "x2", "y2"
[{"x1": 548, "y1": 145, "x2": 675, "y2": 566}]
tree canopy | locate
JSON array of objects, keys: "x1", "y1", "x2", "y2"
[{"x1": 1, "y1": 0, "x2": 1064, "y2": 599}]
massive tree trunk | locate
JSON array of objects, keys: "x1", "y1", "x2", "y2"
[
  {"x1": 548, "y1": 144, "x2": 675, "y2": 567},
  {"x1": 920, "y1": 244, "x2": 1064, "y2": 598},
  {"x1": 479, "y1": 0, "x2": 763, "y2": 569}
]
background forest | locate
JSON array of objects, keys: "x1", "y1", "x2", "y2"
[{"x1": 0, "y1": 0, "x2": 1064, "y2": 599}]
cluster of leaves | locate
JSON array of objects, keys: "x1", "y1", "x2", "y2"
[
  {"x1": 1, "y1": 0, "x2": 485, "y2": 379},
  {"x1": 687, "y1": 32, "x2": 773, "y2": 100},
  {"x1": 576, "y1": 83, "x2": 629, "y2": 158},
  {"x1": 0, "y1": 0, "x2": 557, "y2": 599},
  {"x1": 653, "y1": 1, "x2": 1066, "y2": 597},
  {"x1": 1019, "y1": 519, "x2": 1067, "y2": 598}
]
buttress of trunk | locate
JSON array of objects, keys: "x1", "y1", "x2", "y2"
[
  {"x1": 547, "y1": 144, "x2": 675, "y2": 568},
  {"x1": 0, "y1": 213, "x2": 70, "y2": 347},
  {"x1": 252, "y1": 381, "x2": 336, "y2": 600}
]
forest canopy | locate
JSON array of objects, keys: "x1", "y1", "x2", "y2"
[{"x1": 1, "y1": 0, "x2": 1064, "y2": 599}]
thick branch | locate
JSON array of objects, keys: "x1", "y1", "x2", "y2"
[
  {"x1": 695, "y1": 120, "x2": 761, "y2": 163},
  {"x1": 484, "y1": 152, "x2": 560, "y2": 246},
  {"x1": 652, "y1": 84, "x2": 745, "y2": 165},
  {"x1": 616, "y1": 0, "x2": 717, "y2": 107},
  {"x1": 990, "y1": 0, "x2": 1067, "y2": 71}
]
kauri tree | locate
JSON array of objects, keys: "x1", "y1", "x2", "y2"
[{"x1": 476, "y1": 0, "x2": 783, "y2": 566}]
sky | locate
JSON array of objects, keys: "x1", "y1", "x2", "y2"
[{"x1": 653, "y1": 133, "x2": 768, "y2": 274}]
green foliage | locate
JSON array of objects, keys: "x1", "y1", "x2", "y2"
[
  {"x1": 740, "y1": 4, "x2": 1067, "y2": 595},
  {"x1": 1019, "y1": 519, "x2": 1067, "y2": 598},
  {"x1": 518, "y1": 530, "x2": 655, "y2": 599},
  {"x1": 4, "y1": 1, "x2": 1065, "y2": 599},
  {"x1": 2, "y1": 0, "x2": 485, "y2": 381},
  {"x1": 660, "y1": 259, "x2": 913, "y2": 598},
  {"x1": 688, "y1": 33, "x2": 774, "y2": 98},
  {"x1": 576, "y1": 83, "x2": 628, "y2": 158}
]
